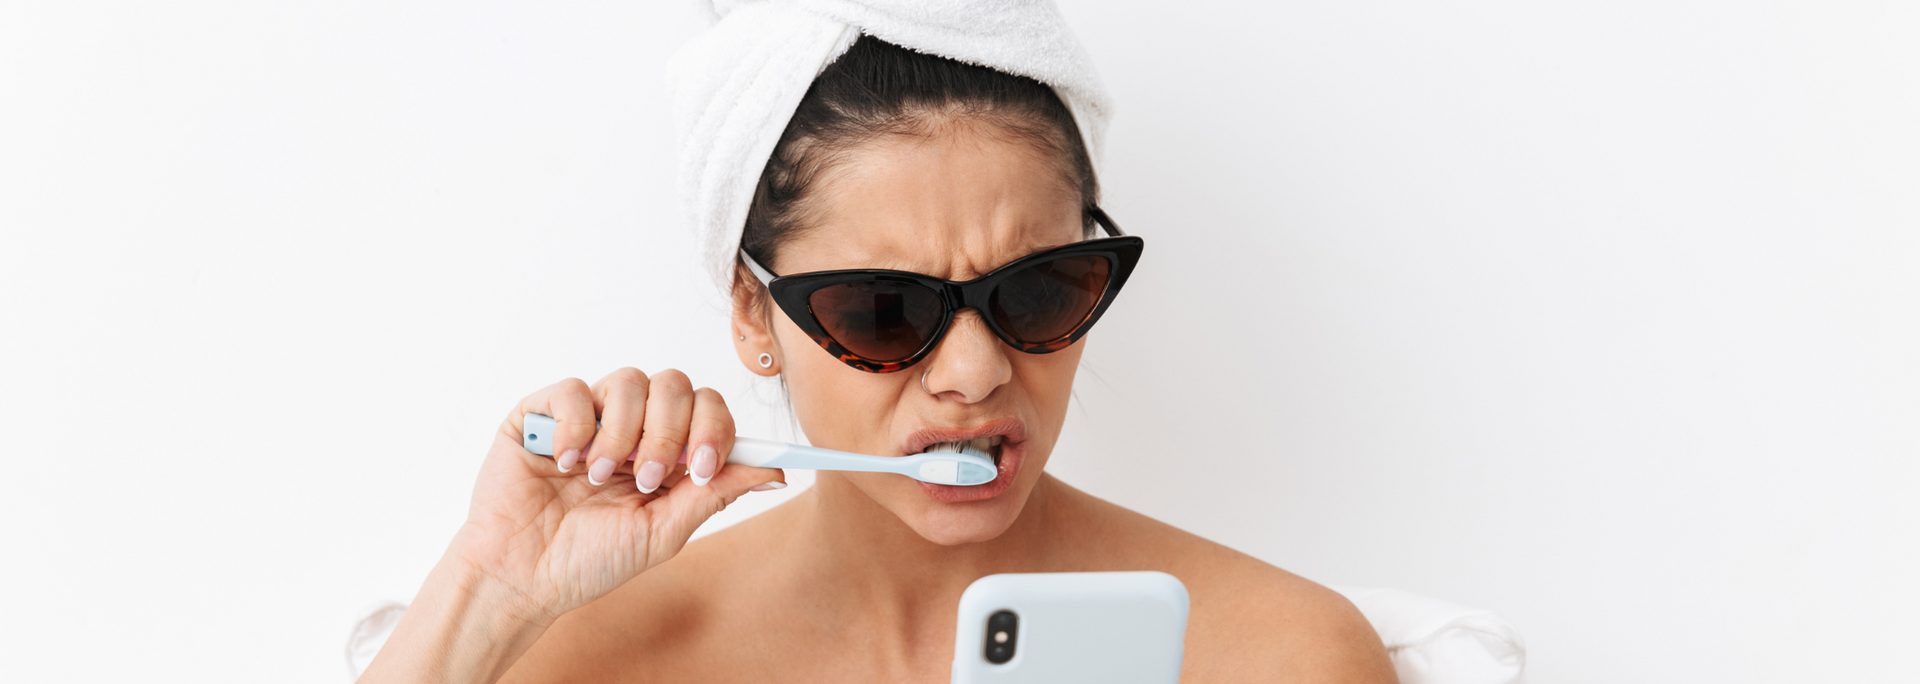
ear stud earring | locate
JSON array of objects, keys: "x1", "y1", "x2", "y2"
[{"x1": 758, "y1": 352, "x2": 773, "y2": 369}]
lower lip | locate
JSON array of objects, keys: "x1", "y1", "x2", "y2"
[{"x1": 917, "y1": 441, "x2": 1022, "y2": 503}]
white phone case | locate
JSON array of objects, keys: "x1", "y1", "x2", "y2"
[{"x1": 951, "y1": 572, "x2": 1189, "y2": 684}]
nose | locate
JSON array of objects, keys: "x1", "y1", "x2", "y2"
[{"x1": 919, "y1": 309, "x2": 1012, "y2": 403}]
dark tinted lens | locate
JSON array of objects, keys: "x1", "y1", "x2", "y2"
[
  {"x1": 988, "y1": 254, "x2": 1111, "y2": 343},
  {"x1": 808, "y1": 280, "x2": 945, "y2": 362}
]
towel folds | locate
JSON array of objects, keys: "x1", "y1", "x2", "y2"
[{"x1": 666, "y1": 0, "x2": 1113, "y2": 290}]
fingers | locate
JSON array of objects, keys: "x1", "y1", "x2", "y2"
[
  {"x1": 646, "y1": 460, "x2": 787, "y2": 561},
  {"x1": 685, "y1": 388, "x2": 735, "y2": 487},
  {"x1": 509, "y1": 369, "x2": 750, "y2": 497},
  {"x1": 584, "y1": 368, "x2": 649, "y2": 486},
  {"x1": 515, "y1": 378, "x2": 597, "y2": 472},
  {"x1": 633, "y1": 369, "x2": 695, "y2": 494}
]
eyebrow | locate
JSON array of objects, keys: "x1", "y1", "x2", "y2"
[{"x1": 742, "y1": 207, "x2": 1125, "y2": 282}]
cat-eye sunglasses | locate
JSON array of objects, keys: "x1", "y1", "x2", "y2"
[{"x1": 740, "y1": 207, "x2": 1143, "y2": 373}]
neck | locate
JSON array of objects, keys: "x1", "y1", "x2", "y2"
[{"x1": 773, "y1": 473, "x2": 1089, "y2": 651}]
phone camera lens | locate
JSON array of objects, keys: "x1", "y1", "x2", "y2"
[{"x1": 984, "y1": 610, "x2": 1019, "y2": 664}]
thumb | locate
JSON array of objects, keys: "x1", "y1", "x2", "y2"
[{"x1": 643, "y1": 464, "x2": 786, "y2": 562}]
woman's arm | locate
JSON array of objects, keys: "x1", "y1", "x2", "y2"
[
  {"x1": 357, "y1": 369, "x2": 784, "y2": 684},
  {"x1": 358, "y1": 536, "x2": 556, "y2": 684}
]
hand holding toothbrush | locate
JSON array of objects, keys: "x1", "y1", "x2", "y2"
[{"x1": 359, "y1": 367, "x2": 783, "y2": 684}]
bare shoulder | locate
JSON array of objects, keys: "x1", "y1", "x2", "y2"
[
  {"x1": 1175, "y1": 547, "x2": 1396, "y2": 683},
  {"x1": 1061, "y1": 488, "x2": 1397, "y2": 683}
]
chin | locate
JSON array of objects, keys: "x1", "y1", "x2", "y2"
[
  {"x1": 889, "y1": 471, "x2": 1046, "y2": 546},
  {"x1": 884, "y1": 435, "x2": 1045, "y2": 545},
  {"x1": 907, "y1": 495, "x2": 1031, "y2": 545}
]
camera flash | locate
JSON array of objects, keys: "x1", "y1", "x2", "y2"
[{"x1": 994, "y1": 631, "x2": 1008, "y2": 644}]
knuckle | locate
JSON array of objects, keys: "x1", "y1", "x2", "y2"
[
  {"x1": 594, "y1": 419, "x2": 641, "y2": 449},
  {"x1": 649, "y1": 369, "x2": 693, "y2": 397},
  {"x1": 643, "y1": 425, "x2": 689, "y2": 447},
  {"x1": 555, "y1": 377, "x2": 593, "y2": 403},
  {"x1": 689, "y1": 414, "x2": 731, "y2": 439},
  {"x1": 640, "y1": 425, "x2": 690, "y2": 456},
  {"x1": 693, "y1": 389, "x2": 733, "y2": 422},
  {"x1": 603, "y1": 367, "x2": 650, "y2": 392}
]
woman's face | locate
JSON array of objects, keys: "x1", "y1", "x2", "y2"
[{"x1": 736, "y1": 122, "x2": 1086, "y2": 545}]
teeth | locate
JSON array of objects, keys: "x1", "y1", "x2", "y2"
[
  {"x1": 923, "y1": 435, "x2": 1003, "y2": 454},
  {"x1": 923, "y1": 437, "x2": 1004, "y2": 470}
]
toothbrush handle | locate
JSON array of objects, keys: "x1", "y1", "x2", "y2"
[
  {"x1": 729, "y1": 438, "x2": 900, "y2": 475},
  {"x1": 521, "y1": 415, "x2": 903, "y2": 476}
]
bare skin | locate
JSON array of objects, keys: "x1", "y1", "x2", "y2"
[
  {"x1": 510, "y1": 477, "x2": 1391, "y2": 683},
  {"x1": 363, "y1": 119, "x2": 1396, "y2": 684}
]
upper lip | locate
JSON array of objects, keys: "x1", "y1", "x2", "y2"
[{"x1": 900, "y1": 417, "x2": 1027, "y2": 456}]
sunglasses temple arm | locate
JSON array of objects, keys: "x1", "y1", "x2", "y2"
[
  {"x1": 740, "y1": 249, "x2": 778, "y2": 285},
  {"x1": 1088, "y1": 206, "x2": 1126, "y2": 237}
]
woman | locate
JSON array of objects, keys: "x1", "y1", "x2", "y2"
[{"x1": 361, "y1": 19, "x2": 1397, "y2": 684}]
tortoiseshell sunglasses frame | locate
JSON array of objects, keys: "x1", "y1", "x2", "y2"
[{"x1": 740, "y1": 207, "x2": 1143, "y2": 373}]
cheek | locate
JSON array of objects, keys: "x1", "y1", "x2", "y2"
[
  {"x1": 774, "y1": 315, "x2": 906, "y2": 451},
  {"x1": 1019, "y1": 343, "x2": 1083, "y2": 417}
]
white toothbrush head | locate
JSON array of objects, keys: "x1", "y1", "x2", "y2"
[
  {"x1": 952, "y1": 446, "x2": 999, "y2": 485},
  {"x1": 911, "y1": 444, "x2": 998, "y2": 486}
]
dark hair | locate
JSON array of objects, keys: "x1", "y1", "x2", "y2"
[{"x1": 735, "y1": 36, "x2": 1099, "y2": 306}]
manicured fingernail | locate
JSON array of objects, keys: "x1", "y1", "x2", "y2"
[
  {"x1": 688, "y1": 445, "x2": 717, "y2": 487},
  {"x1": 750, "y1": 481, "x2": 787, "y2": 492},
  {"x1": 635, "y1": 461, "x2": 667, "y2": 493},
  {"x1": 557, "y1": 449, "x2": 580, "y2": 473},
  {"x1": 587, "y1": 456, "x2": 618, "y2": 486}
]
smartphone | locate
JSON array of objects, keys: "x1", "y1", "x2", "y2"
[{"x1": 950, "y1": 571, "x2": 1189, "y2": 684}]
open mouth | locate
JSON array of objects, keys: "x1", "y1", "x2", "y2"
[
  {"x1": 920, "y1": 435, "x2": 1005, "y2": 468},
  {"x1": 902, "y1": 420, "x2": 1024, "y2": 503}
]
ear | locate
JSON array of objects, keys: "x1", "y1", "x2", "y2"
[{"x1": 731, "y1": 265, "x2": 781, "y2": 377}]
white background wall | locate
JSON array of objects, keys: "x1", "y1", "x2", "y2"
[{"x1": 2, "y1": 1, "x2": 1914, "y2": 681}]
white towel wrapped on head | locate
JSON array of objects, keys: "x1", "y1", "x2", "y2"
[{"x1": 666, "y1": 0, "x2": 1113, "y2": 291}]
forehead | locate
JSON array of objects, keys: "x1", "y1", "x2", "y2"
[{"x1": 775, "y1": 125, "x2": 1084, "y2": 280}]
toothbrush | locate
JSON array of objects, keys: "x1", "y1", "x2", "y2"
[{"x1": 520, "y1": 413, "x2": 997, "y2": 486}]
